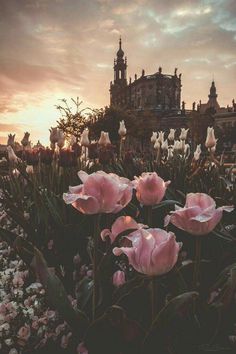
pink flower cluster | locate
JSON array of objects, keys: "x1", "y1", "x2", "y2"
[
  {"x1": 64, "y1": 170, "x2": 170, "y2": 214},
  {"x1": 0, "y1": 241, "x2": 77, "y2": 354}
]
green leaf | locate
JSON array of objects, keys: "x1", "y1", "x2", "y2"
[
  {"x1": 13, "y1": 236, "x2": 88, "y2": 339},
  {"x1": 152, "y1": 199, "x2": 182, "y2": 210},
  {"x1": 85, "y1": 306, "x2": 145, "y2": 354},
  {"x1": 143, "y1": 291, "x2": 199, "y2": 354}
]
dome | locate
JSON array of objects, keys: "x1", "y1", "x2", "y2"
[{"x1": 117, "y1": 37, "x2": 124, "y2": 58}]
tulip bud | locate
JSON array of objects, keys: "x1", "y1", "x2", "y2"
[
  {"x1": 113, "y1": 270, "x2": 126, "y2": 287},
  {"x1": 7, "y1": 146, "x2": 19, "y2": 163},
  {"x1": 157, "y1": 131, "x2": 165, "y2": 144},
  {"x1": 161, "y1": 140, "x2": 168, "y2": 151},
  {"x1": 80, "y1": 129, "x2": 90, "y2": 147},
  {"x1": 173, "y1": 140, "x2": 182, "y2": 152},
  {"x1": 205, "y1": 127, "x2": 216, "y2": 149},
  {"x1": 98, "y1": 131, "x2": 107, "y2": 146},
  {"x1": 154, "y1": 140, "x2": 160, "y2": 150},
  {"x1": 168, "y1": 128, "x2": 175, "y2": 142},
  {"x1": 21, "y1": 132, "x2": 30, "y2": 147},
  {"x1": 7, "y1": 134, "x2": 15, "y2": 147},
  {"x1": 105, "y1": 132, "x2": 111, "y2": 145},
  {"x1": 57, "y1": 130, "x2": 66, "y2": 149},
  {"x1": 12, "y1": 168, "x2": 20, "y2": 177},
  {"x1": 49, "y1": 127, "x2": 59, "y2": 144},
  {"x1": 118, "y1": 120, "x2": 127, "y2": 137},
  {"x1": 98, "y1": 131, "x2": 111, "y2": 146},
  {"x1": 26, "y1": 165, "x2": 34, "y2": 174},
  {"x1": 151, "y1": 132, "x2": 157, "y2": 144},
  {"x1": 193, "y1": 144, "x2": 201, "y2": 161},
  {"x1": 179, "y1": 128, "x2": 189, "y2": 141}
]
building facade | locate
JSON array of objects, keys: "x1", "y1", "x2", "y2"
[
  {"x1": 190, "y1": 81, "x2": 236, "y2": 151},
  {"x1": 110, "y1": 38, "x2": 182, "y2": 112}
]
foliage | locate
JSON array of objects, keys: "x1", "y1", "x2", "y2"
[{"x1": 0, "y1": 135, "x2": 236, "y2": 354}]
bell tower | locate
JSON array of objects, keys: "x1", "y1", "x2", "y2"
[
  {"x1": 110, "y1": 37, "x2": 127, "y2": 106},
  {"x1": 114, "y1": 37, "x2": 127, "y2": 84}
]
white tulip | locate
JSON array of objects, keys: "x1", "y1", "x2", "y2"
[
  {"x1": 12, "y1": 169, "x2": 20, "y2": 177},
  {"x1": 118, "y1": 120, "x2": 127, "y2": 137},
  {"x1": 49, "y1": 127, "x2": 59, "y2": 144},
  {"x1": 98, "y1": 131, "x2": 107, "y2": 146},
  {"x1": 7, "y1": 146, "x2": 19, "y2": 163},
  {"x1": 98, "y1": 131, "x2": 111, "y2": 146},
  {"x1": 173, "y1": 140, "x2": 182, "y2": 152},
  {"x1": 205, "y1": 127, "x2": 217, "y2": 149},
  {"x1": 193, "y1": 144, "x2": 201, "y2": 161},
  {"x1": 7, "y1": 134, "x2": 15, "y2": 147},
  {"x1": 157, "y1": 131, "x2": 165, "y2": 144},
  {"x1": 57, "y1": 130, "x2": 66, "y2": 149},
  {"x1": 161, "y1": 140, "x2": 168, "y2": 151},
  {"x1": 105, "y1": 132, "x2": 111, "y2": 145},
  {"x1": 80, "y1": 129, "x2": 90, "y2": 147},
  {"x1": 21, "y1": 132, "x2": 30, "y2": 147},
  {"x1": 154, "y1": 140, "x2": 161, "y2": 150},
  {"x1": 179, "y1": 128, "x2": 189, "y2": 141},
  {"x1": 168, "y1": 129, "x2": 176, "y2": 142},
  {"x1": 26, "y1": 165, "x2": 34, "y2": 174},
  {"x1": 151, "y1": 132, "x2": 157, "y2": 143}
]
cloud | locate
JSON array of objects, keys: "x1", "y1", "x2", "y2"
[{"x1": 0, "y1": 0, "x2": 235, "y2": 143}]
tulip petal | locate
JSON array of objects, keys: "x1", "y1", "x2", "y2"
[
  {"x1": 69, "y1": 185, "x2": 83, "y2": 194},
  {"x1": 185, "y1": 193, "x2": 215, "y2": 209},
  {"x1": 100, "y1": 229, "x2": 112, "y2": 242},
  {"x1": 72, "y1": 195, "x2": 100, "y2": 214},
  {"x1": 77, "y1": 170, "x2": 89, "y2": 183}
]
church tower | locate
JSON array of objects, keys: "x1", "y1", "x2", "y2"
[
  {"x1": 114, "y1": 37, "x2": 127, "y2": 84},
  {"x1": 206, "y1": 81, "x2": 220, "y2": 112},
  {"x1": 110, "y1": 37, "x2": 127, "y2": 106}
]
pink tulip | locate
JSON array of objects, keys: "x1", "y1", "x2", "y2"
[
  {"x1": 113, "y1": 228, "x2": 181, "y2": 276},
  {"x1": 101, "y1": 215, "x2": 147, "y2": 243},
  {"x1": 133, "y1": 172, "x2": 170, "y2": 206},
  {"x1": 165, "y1": 193, "x2": 233, "y2": 236},
  {"x1": 63, "y1": 171, "x2": 133, "y2": 214},
  {"x1": 113, "y1": 270, "x2": 126, "y2": 287}
]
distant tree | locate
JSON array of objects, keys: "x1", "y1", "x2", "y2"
[
  {"x1": 87, "y1": 106, "x2": 137, "y2": 142},
  {"x1": 56, "y1": 97, "x2": 100, "y2": 138}
]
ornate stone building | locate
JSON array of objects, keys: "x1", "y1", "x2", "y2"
[
  {"x1": 190, "y1": 81, "x2": 236, "y2": 151},
  {"x1": 110, "y1": 38, "x2": 182, "y2": 112}
]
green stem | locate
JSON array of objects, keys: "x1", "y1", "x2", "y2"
[
  {"x1": 193, "y1": 237, "x2": 202, "y2": 289},
  {"x1": 92, "y1": 214, "x2": 101, "y2": 320},
  {"x1": 119, "y1": 138, "x2": 123, "y2": 160},
  {"x1": 150, "y1": 277, "x2": 157, "y2": 322},
  {"x1": 146, "y1": 205, "x2": 152, "y2": 228}
]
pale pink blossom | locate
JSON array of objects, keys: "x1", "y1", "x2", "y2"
[
  {"x1": 63, "y1": 171, "x2": 133, "y2": 214},
  {"x1": 165, "y1": 193, "x2": 233, "y2": 236},
  {"x1": 101, "y1": 215, "x2": 147, "y2": 243},
  {"x1": 113, "y1": 228, "x2": 181, "y2": 276},
  {"x1": 133, "y1": 172, "x2": 170, "y2": 206}
]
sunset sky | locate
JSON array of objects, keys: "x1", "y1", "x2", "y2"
[{"x1": 0, "y1": 0, "x2": 236, "y2": 145}]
